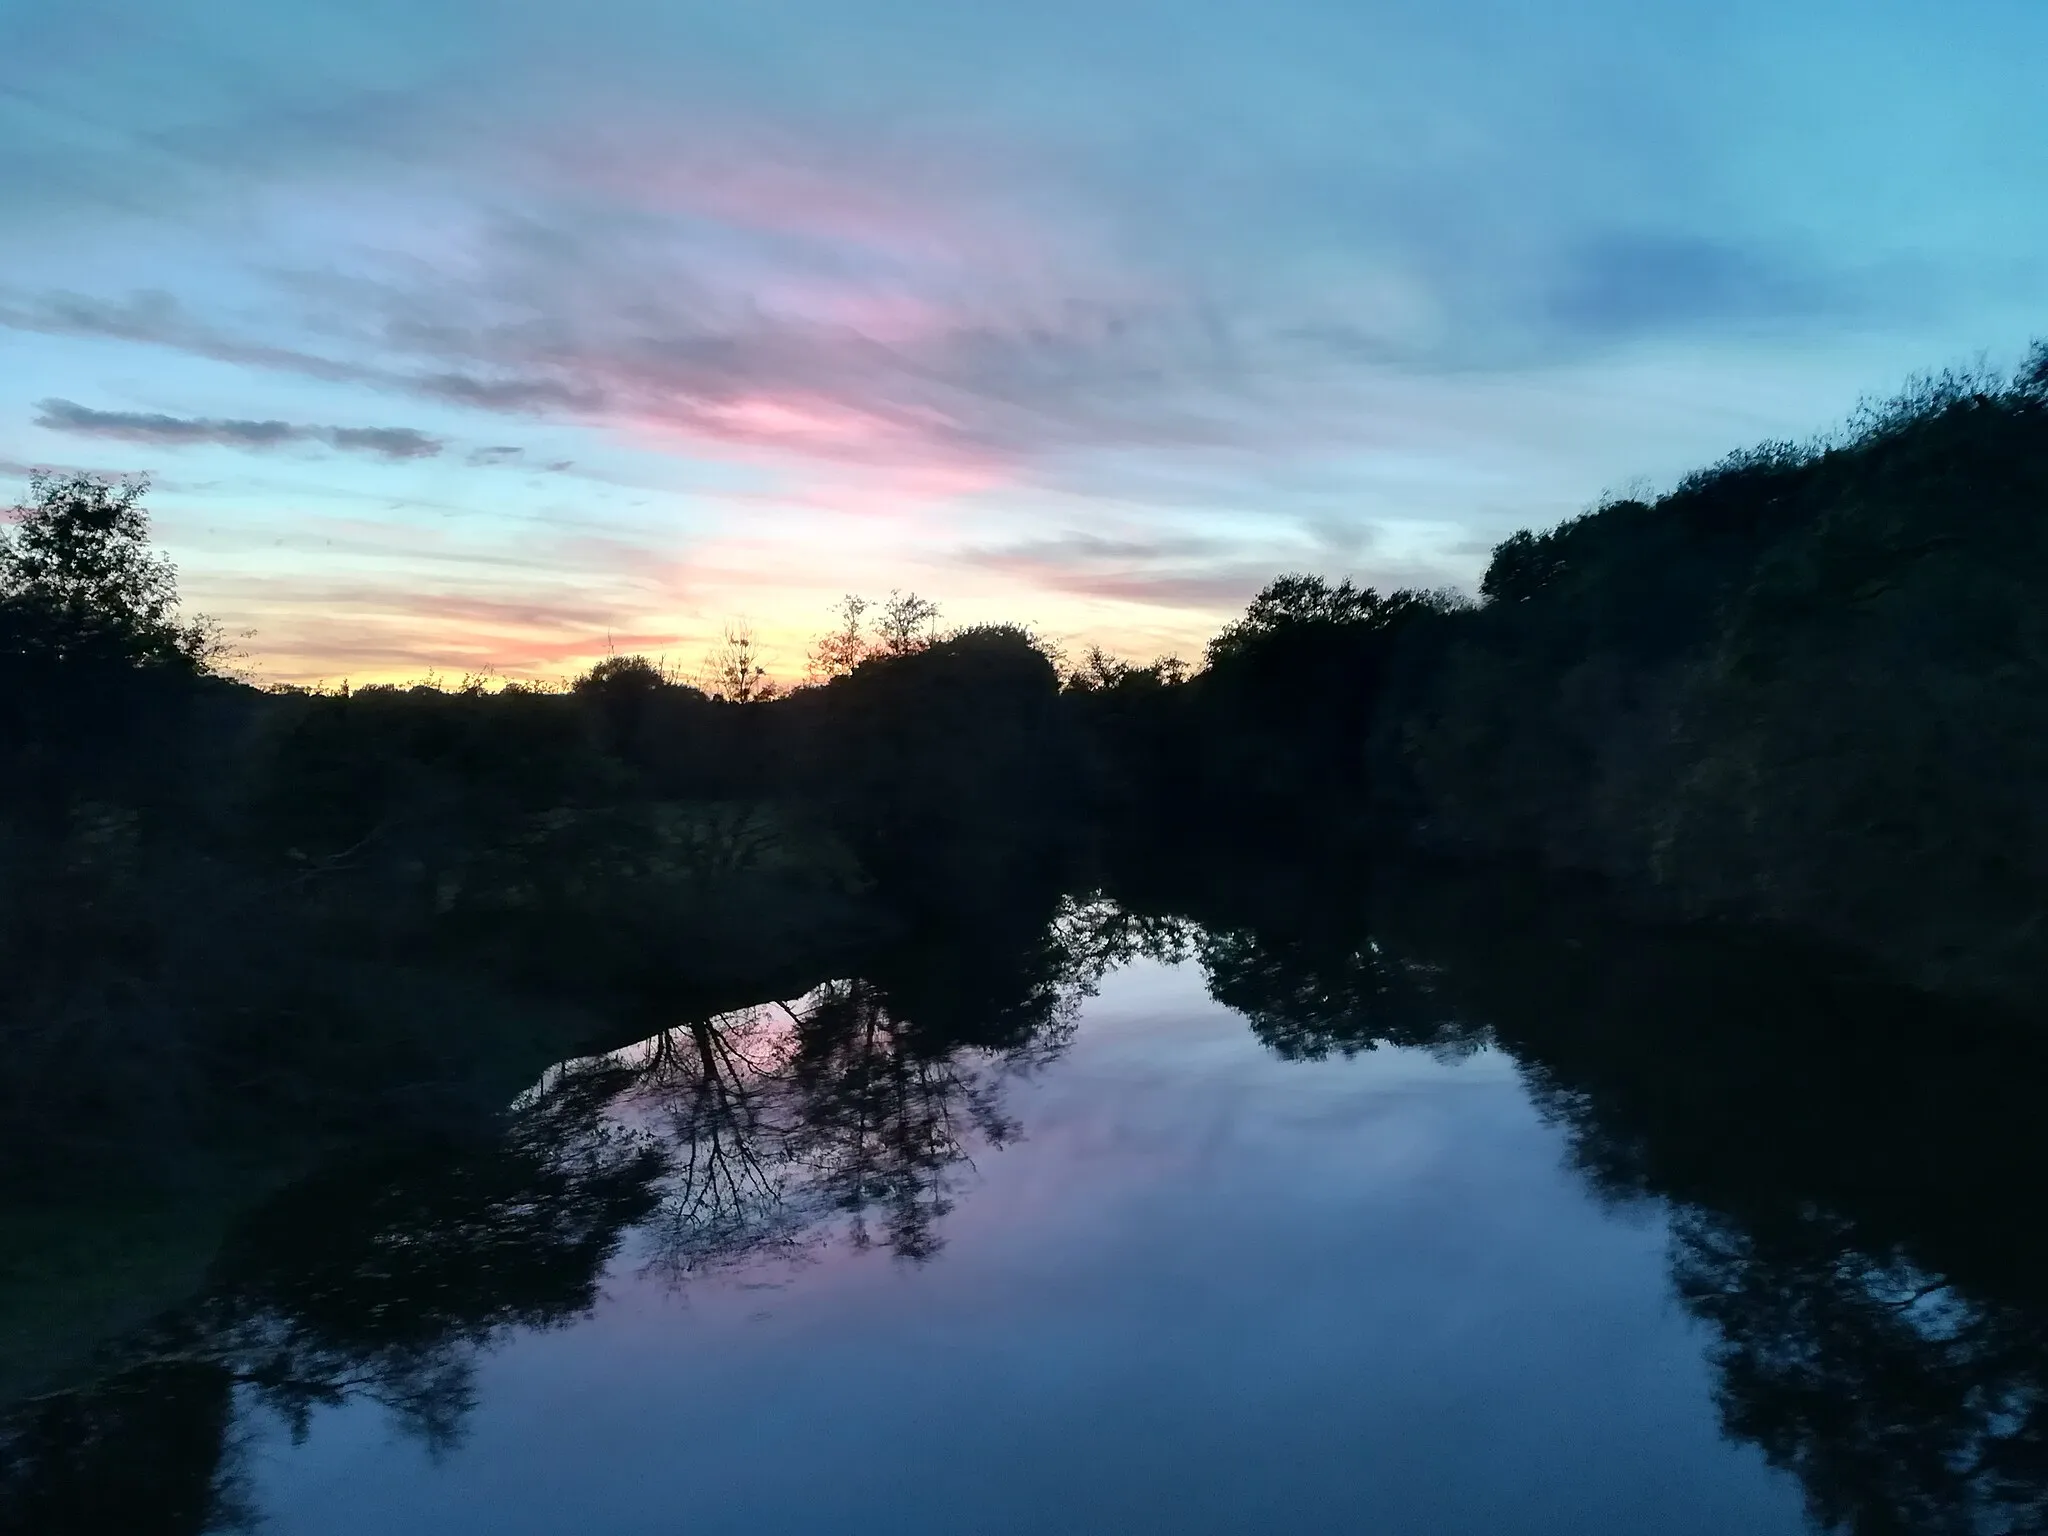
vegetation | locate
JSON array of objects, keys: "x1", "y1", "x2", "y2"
[
  {"x1": 7, "y1": 340, "x2": 2048, "y2": 1194},
  {"x1": 1074, "y1": 344, "x2": 2048, "y2": 1005},
  {"x1": 0, "y1": 474, "x2": 1075, "y2": 1191},
  {"x1": 1384, "y1": 346, "x2": 2048, "y2": 1004},
  {"x1": 7, "y1": 340, "x2": 2048, "y2": 1506}
]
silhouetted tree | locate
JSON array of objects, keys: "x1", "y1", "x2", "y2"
[
  {"x1": 0, "y1": 472, "x2": 217, "y2": 670},
  {"x1": 874, "y1": 590, "x2": 940, "y2": 657},
  {"x1": 806, "y1": 594, "x2": 871, "y2": 682},
  {"x1": 699, "y1": 621, "x2": 778, "y2": 702}
]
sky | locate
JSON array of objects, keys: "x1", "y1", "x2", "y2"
[{"x1": 2, "y1": 0, "x2": 2044, "y2": 684}]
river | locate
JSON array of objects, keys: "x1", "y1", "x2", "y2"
[{"x1": 6, "y1": 870, "x2": 2042, "y2": 1534}]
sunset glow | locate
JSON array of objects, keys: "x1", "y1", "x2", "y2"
[{"x1": 5, "y1": 0, "x2": 2045, "y2": 682}]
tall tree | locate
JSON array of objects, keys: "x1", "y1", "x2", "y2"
[{"x1": 0, "y1": 473, "x2": 217, "y2": 669}]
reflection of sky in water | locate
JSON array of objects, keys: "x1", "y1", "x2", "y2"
[{"x1": 241, "y1": 959, "x2": 1809, "y2": 1534}]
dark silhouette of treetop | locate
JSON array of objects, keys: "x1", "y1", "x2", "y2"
[
  {"x1": 0, "y1": 472, "x2": 217, "y2": 669},
  {"x1": 1204, "y1": 574, "x2": 1450, "y2": 667}
]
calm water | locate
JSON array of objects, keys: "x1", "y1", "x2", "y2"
[
  {"x1": 9, "y1": 877, "x2": 2046, "y2": 1534},
  {"x1": 245, "y1": 958, "x2": 1805, "y2": 1536}
]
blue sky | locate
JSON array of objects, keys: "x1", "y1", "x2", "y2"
[{"x1": 3, "y1": 0, "x2": 2043, "y2": 680}]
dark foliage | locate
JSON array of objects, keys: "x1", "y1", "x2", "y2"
[
  {"x1": 1068, "y1": 343, "x2": 2048, "y2": 1004},
  {"x1": 1362, "y1": 861, "x2": 2048, "y2": 1536},
  {"x1": 0, "y1": 500, "x2": 1069, "y2": 1188},
  {"x1": 768, "y1": 623, "x2": 1080, "y2": 902},
  {"x1": 0, "y1": 885, "x2": 1111, "y2": 1523},
  {"x1": 9, "y1": 338, "x2": 2048, "y2": 1198},
  {"x1": 1380, "y1": 349, "x2": 2048, "y2": 1001},
  {"x1": 8, "y1": 341, "x2": 2048, "y2": 1532}
]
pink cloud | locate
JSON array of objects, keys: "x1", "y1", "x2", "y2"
[
  {"x1": 532, "y1": 108, "x2": 1064, "y2": 271},
  {"x1": 961, "y1": 552, "x2": 1269, "y2": 613}
]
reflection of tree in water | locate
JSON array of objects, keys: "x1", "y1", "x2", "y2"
[
  {"x1": 0, "y1": 1364, "x2": 249, "y2": 1536},
  {"x1": 1197, "y1": 926, "x2": 1475, "y2": 1062},
  {"x1": 616, "y1": 897, "x2": 1170, "y2": 1278},
  {"x1": 1117, "y1": 853, "x2": 2048, "y2": 1535},
  {"x1": 796, "y1": 981, "x2": 1020, "y2": 1259},
  {"x1": 1501, "y1": 990, "x2": 2048, "y2": 1526},
  {"x1": 1284, "y1": 861, "x2": 2048, "y2": 1536},
  {"x1": 1672, "y1": 1208, "x2": 2048, "y2": 1536},
  {"x1": 32, "y1": 860, "x2": 2048, "y2": 1536},
  {"x1": 615, "y1": 1006, "x2": 815, "y2": 1285},
  {"x1": 0, "y1": 1067, "x2": 666, "y2": 1534},
  {"x1": 1525, "y1": 1050, "x2": 2048, "y2": 1536},
  {"x1": 205, "y1": 1065, "x2": 666, "y2": 1451},
  {"x1": 2, "y1": 892, "x2": 1138, "y2": 1532},
  {"x1": 1112, "y1": 857, "x2": 1476, "y2": 1062}
]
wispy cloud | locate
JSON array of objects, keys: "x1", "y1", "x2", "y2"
[
  {"x1": 956, "y1": 529, "x2": 1279, "y2": 612},
  {"x1": 33, "y1": 399, "x2": 444, "y2": 460},
  {"x1": 5, "y1": 0, "x2": 2043, "y2": 682},
  {"x1": 955, "y1": 521, "x2": 1480, "y2": 613}
]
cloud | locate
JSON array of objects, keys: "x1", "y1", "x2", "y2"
[
  {"x1": 2, "y1": 289, "x2": 375, "y2": 383},
  {"x1": 1543, "y1": 234, "x2": 1843, "y2": 338},
  {"x1": 1, "y1": 0, "x2": 2031, "y2": 544},
  {"x1": 204, "y1": 568, "x2": 694, "y2": 682},
  {"x1": 0, "y1": 208, "x2": 1871, "y2": 510},
  {"x1": 969, "y1": 531, "x2": 1237, "y2": 566},
  {"x1": 0, "y1": 78, "x2": 1885, "y2": 506},
  {"x1": 32, "y1": 399, "x2": 444, "y2": 460},
  {"x1": 322, "y1": 425, "x2": 442, "y2": 459},
  {"x1": 955, "y1": 528, "x2": 1276, "y2": 612},
  {"x1": 955, "y1": 521, "x2": 1479, "y2": 614}
]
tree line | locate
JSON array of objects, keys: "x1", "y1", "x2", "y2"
[
  {"x1": 1072, "y1": 342, "x2": 2048, "y2": 1010},
  {"x1": 4, "y1": 338, "x2": 2047, "y2": 1193}
]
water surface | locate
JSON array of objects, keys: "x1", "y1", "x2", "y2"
[
  {"x1": 254, "y1": 958, "x2": 1807, "y2": 1534},
  {"x1": 10, "y1": 873, "x2": 2046, "y2": 1535}
]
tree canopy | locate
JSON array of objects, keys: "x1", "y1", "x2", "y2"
[{"x1": 0, "y1": 472, "x2": 216, "y2": 670}]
